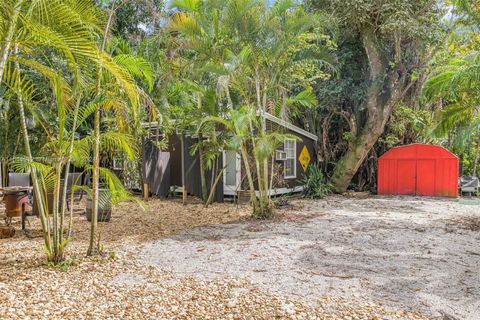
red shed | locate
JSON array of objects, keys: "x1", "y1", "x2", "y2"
[{"x1": 378, "y1": 144, "x2": 458, "y2": 197}]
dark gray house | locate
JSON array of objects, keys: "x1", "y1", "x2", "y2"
[{"x1": 142, "y1": 112, "x2": 318, "y2": 201}]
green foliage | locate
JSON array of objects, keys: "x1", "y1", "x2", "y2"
[
  {"x1": 422, "y1": 3, "x2": 480, "y2": 176},
  {"x1": 48, "y1": 256, "x2": 78, "y2": 272},
  {"x1": 380, "y1": 105, "x2": 433, "y2": 148},
  {"x1": 302, "y1": 165, "x2": 331, "y2": 199}
]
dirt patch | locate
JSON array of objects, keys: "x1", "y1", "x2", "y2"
[
  {"x1": 447, "y1": 215, "x2": 480, "y2": 231},
  {"x1": 17, "y1": 197, "x2": 251, "y2": 245},
  {"x1": 274, "y1": 210, "x2": 327, "y2": 224}
]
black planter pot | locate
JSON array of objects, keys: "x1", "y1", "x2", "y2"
[{"x1": 86, "y1": 189, "x2": 112, "y2": 222}]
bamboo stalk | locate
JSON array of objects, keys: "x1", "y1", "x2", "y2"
[
  {"x1": 14, "y1": 45, "x2": 52, "y2": 257},
  {"x1": 60, "y1": 95, "x2": 82, "y2": 252},
  {"x1": 88, "y1": 2, "x2": 116, "y2": 256}
]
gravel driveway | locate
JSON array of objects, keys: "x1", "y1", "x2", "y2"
[{"x1": 142, "y1": 196, "x2": 480, "y2": 320}]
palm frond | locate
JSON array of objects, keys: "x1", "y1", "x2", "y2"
[{"x1": 113, "y1": 54, "x2": 154, "y2": 92}]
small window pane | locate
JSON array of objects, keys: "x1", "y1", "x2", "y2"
[{"x1": 284, "y1": 139, "x2": 296, "y2": 178}]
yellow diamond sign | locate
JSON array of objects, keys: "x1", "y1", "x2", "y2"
[{"x1": 299, "y1": 145, "x2": 311, "y2": 172}]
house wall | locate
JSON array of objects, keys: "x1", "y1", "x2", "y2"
[
  {"x1": 142, "y1": 139, "x2": 171, "y2": 197},
  {"x1": 239, "y1": 119, "x2": 317, "y2": 191},
  {"x1": 142, "y1": 117, "x2": 317, "y2": 199},
  {"x1": 168, "y1": 134, "x2": 183, "y2": 187},
  {"x1": 143, "y1": 133, "x2": 224, "y2": 201}
]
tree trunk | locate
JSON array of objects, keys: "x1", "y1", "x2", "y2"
[
  {"x1": 87, "y1": 107, "x2": 100, "y2": 256},
  {"x1": 52, "y1": 162, "x2": 63, "y2": 263},
  {"x1": 330, "y1": 124, "x2": 383, "y2": 192},
  {"x1": 16, "y1": 67, "x2": 52, "y2": 256},
  {"x1": 330, "y1": 28, "x2": 403, "y2": 193},
  {"x1": 198, "y1": 141, "x2": 208, "y2": 203},
  {"x1": 239, "y1": 145, "x2": 258, "y2": 209},
  {"x1": 61, "y1": 95, "x2": 81, "y2": 244},
  {"x1": 87, "y1": 3, "x2": 115, "y2": 256},
  {"x1": 205, "y1": 166, "x2": 224, "y2": 208},
  {"x1": 14, "y1": 44, "x2": 53, "y2": 259}
]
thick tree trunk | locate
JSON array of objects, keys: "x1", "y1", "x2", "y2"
[
  {"x1": 330, "y1": 121, "x2": 384, "y2": 192},
  {"x1": 330, "y1": 29, "x2": 404, "y2": 193}
]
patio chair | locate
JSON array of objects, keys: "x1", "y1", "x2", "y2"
[{"x1": 460, "y1": 176, "x2": 480, "y2": 196}]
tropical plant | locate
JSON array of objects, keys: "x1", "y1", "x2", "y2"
[
  {"x1": 422, "y1": 0, "x2": 480, "y2": 176},
  {"x1": 86, "y1": 0, "x2": 154, "y2": 256},
  {"x1": 200, "y1": 106, "x2": 298, "y2": 218},
  {"x1": 423, "y1": 53, "x2": 480, "y2": 176},
  {"x1": 168, "y1": 0, "x2": 329, "y2": 217},
  {"x1": 302, "y1": 164, "x2": 331, "y2": 199},
  {"x1": 0, "y1": 0, "x2": 152, "y2": 263},
  {"x1": 0, "y1": 0, "x2": 107, "y2": 264},
  {"x1": 309, "y1": 0, "x2": 446, "y2": 192}
]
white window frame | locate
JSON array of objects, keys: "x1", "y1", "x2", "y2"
[{"x1": 284, "y1": 139, "x2": 297, "y2": 179}]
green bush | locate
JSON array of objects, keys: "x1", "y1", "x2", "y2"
[{"x1": 302, "y1": 165, "x2": 332, "y2": 199}]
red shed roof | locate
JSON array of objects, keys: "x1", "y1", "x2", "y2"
[{"x1": 379, "y1": 144, "x2": 458, "y2": 160}]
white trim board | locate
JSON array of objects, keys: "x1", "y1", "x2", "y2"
[
  {"x1": 177, "y1": 185, "x2": 305, "y2": 197},
  {"x1": 224, "y1": 186, "x2": 305, "y2": 197},
  {"x1": 261, "y1": 112, "x2": 318, "y2": 141},
  {"x1": 283, "y1": 139, "x2": 297, "y2": 179}
]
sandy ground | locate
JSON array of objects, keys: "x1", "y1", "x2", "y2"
[
  {"x1": 0, "y1": 195, "x2": 478, "y2": 319},
  {"x1": 142, "y1": 196, "x2": 480, "y2": 320}
]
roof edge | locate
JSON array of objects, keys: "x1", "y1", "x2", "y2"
[
  {"x1": 380, "y1": 143, "x2": 459, "y2": 160},
  {"x1": 261, "y1": 112, "x2": 318, "y2": 141}
]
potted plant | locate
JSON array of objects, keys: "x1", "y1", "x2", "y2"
[{"x1": 86, "y1": 188, "x2": 112, "y2": 222}]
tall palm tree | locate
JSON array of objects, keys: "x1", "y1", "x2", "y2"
[
  {"x1": 1, "y1": 0, "x2": 150, "y2": 263},
  {"x1": 169, "y1": 0, "x2": 328, "y2": 217}
]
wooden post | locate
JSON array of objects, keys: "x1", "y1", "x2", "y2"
[
  {"x1": 143, "y1": 183, "x2": 149, "y2": 201},
  {"x1": 181, "y1": 134, "x2": 187, "y2": 205}
]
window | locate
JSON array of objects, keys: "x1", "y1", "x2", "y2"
[{"x1": 284, "y1": 139, "x2": 296, "y2": 179}]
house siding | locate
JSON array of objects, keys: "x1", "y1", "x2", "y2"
[{"x1": 239, "y1": 119, "x2": 317, "y2": 191}]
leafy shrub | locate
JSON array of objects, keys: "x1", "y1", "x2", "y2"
[{"x1": 302, "y1": 165, "x2": 332, "y2": 199}]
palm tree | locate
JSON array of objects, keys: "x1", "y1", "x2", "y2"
[
  {"x1": 423, "y1": 52, "x2": 480, "y2": 176},
  {"x1": 0, "y1": 0, "x2": 105, "y2": 263},
  {"x1": 167, "y1": 0, "x2": 328, "y2": 217},
  {"x1": 86, "y1": 1, "x2": 154, "y2": 256},
  {"x1": 1, "y1": 0, "x2": 151, "y2": 263}
]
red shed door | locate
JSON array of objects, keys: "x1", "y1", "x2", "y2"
[
  {"x1": 396, "y1": 160, "x2": 416, "y2": 195},
  {"x1": 416, "y1": 160, "x2": 436, "y2": 196}
]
